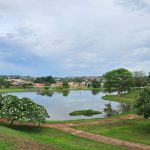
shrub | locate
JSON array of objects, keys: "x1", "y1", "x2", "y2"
[{"x1": 0, "y1": 94, "x2": 49, "y2": 126}]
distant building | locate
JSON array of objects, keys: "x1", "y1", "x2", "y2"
[
  {"x1": 34, "y1": 83, "x2": 45, "y2": 87},
  {"x1": 8, "y1": 79, "x2": 33, "y2": 86},
  {"x1": 79, "y1": 82, "x2": 87, "y2": 88},
  {"x1": 68, "y1": 82, "x2": 80, "y2": 88},
  {"x1": 51, "y1": 81, "x2": 63, "y2": 88}
]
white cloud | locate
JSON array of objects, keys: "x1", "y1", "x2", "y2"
[{"x1": 0, "y1": 0, "x2": 150, "y2": 76}]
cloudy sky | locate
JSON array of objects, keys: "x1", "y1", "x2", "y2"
[{"x1": 0, "y1": 0, "x2": 150, "y2": 77}]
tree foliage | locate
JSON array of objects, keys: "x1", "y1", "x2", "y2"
[
  {"x1": 134, "y1": 88, "x2": 150, "y2": 119},
  {"x1": 91, "y1": 79, "x2": 101, "y2": 88},
  {"x1": 0, "y1": 77, "x2": 10, "y2": 88},
  {"x1": 103, "y1": 103, "x2": 118, "y2": 117},
  {"x1": 104, "y1": 68, "x2": 133, "y2": 95},
  {"x1": 35, "y1": 76, "x2": 55, "y2": 84},
  {"x1": 0, "y1": 94, "x2": 49, "y2": 126},
  {"x1": 132, "y1": 71, "x2": 147, "y2": 87},
  {"x1": 62, "y1": 80, "x2": 69, "y2": 89}
]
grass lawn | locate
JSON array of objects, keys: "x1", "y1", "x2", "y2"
[
  {"x1": 0, "y1": 87, "x2": 103, "y2": 93},
  {"x1": 74, "y1": 118, "x2": 150, "y2": 145},
  {"x1": 102, "y1": 90, "x2": 140, "y2": 104},
  {"x1": 0, "y1": 88, "x2": 45, "y2": 93},
  {"x1": 0, "y1": 123, "x2": 127, "y2": 150}
]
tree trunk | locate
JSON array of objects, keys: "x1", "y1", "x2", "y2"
[{"x1": 10, "y1": 119, "x2": 14, "y2": 127}]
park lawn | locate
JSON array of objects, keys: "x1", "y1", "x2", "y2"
[
  {"x1": 0, "y1": 140, "x2": 15, "y2": 150},
  {"x1": 0, "y1": 123, "x2": 127, "y2": 150},
  {"x1": 102, "y1": 90, "x2": 139, "y2": 104},
  {"x1": 0, "y1": 87, "x2": 103, "y2": 93},
  {"x1": 0, "y1": 88, "x2": 45, "y2": 93},
  {"x1": 74, "y1": 118, "x2": 150, "y2": 145}
]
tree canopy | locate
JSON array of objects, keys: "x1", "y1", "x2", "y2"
[
  {"x1": 35, "y1": 76, "x2": 55, "y2": 84},
  {"x1": 103, "y1": 68, "x2": 133, "y2": 95},
  {"x1": 132, "y1": 71, "x2": 147, "y2": 87},
  {"x1": 0, "y1": 94, "x2": 49, "y2": 126},
  {"x1": 91, "y1": 79, "x2": 101, "y2": 88},
  {"x1": 134, "y1": 88, "x2": 150, "y2": 119}
]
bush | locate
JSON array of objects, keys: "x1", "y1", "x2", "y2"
[
  {"x1": 134, "y1": 88, "x2": 150, "y2": 119},
  {"x1": 69, "y1": 109, "x2": 101, "y2": 116},
  {"x1": 0, "y1": 94, "x2": 49, "y2": 126}
]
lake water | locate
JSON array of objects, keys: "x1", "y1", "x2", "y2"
[{"x1": 8, "y1": 90, "x2": 130, "y2": 120}]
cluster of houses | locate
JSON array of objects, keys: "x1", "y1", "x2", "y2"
[
  {"x1": 7, "y1": 76, "x2": 103, "y2": 89},
  {"x1": 8, "y1": 79, "x2": 33, "y2": 87},
  {"x1": 35, "y1": 81, "x2": 87, "y2": 89}
]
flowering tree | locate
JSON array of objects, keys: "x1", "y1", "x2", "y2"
[{"x1": 0, "y1": 94, "x2": 49, "y2": 126}]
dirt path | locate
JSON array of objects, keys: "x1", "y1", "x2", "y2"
[
  {"x1": 0, "y1": 114, "x2": 150, "y2": 150},
  {"x1": 50, "y1": 126, "x2": 150, "y2": 150}
]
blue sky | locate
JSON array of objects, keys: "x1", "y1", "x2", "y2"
[{"x1": 0, "y1": 0, "x2": 150, "y2": 77}]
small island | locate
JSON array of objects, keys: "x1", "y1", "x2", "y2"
[{"x1": 69, "y1": 109, "x2": 102, "y2": 116}]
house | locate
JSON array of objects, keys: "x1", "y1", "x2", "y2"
[
  {"x1": 51, "y1": 81, "x2": 63, "y2": 88},
  {"x1": 68, "y1": 82, "x2": 80, "y2": 88},
  {"x1": 79, "y1": 82, "x2": 87, "y2": 88},
  {"x1": 34, "y1": 83, "x2": 45, "y2": 87},
  {"x1": 8, "y1": 79, "x2": 33, "y2": 86}
]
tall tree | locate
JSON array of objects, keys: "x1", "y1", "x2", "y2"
[
  {"x1": 91, "y1": 79, "x2": 101, "y2": 88},
  {"x1": 62, "y1": 80, "x2": 69, "y2": 89},
  {"x1": 134, "y1": 88, "x2": 150, "y2": 119},
  {"x1": 35, "y1": 76, "x2": 55, "y2": 84},
  {"x1": 104, "y1": 68, "x2": 133, "y2": 95},
  {"x1": 132, "y1": 71, "x2": 147, "y2": 87}
]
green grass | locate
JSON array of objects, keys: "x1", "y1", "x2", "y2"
[
  {"x1": 0, "y1": 140, "x2": 15, "y2": 150},
  {"x1": 74, "y1": 118, "x2": 150, "y2": 145},
  {"x1": 0, "y1": 87, "x2": 104, "y2": 93},
  {"x1": 0, "y1": 87, "x2": 45, "y2": 93},
  {"x1": 102, "y1": 90, "x2": 139, "y2": 104},
  {"x1": 0, "y1": 123, "x2": 127, "y2": 150},
  {"x1": 69, "y1": 109, "x2": 101, "y2": 116}
]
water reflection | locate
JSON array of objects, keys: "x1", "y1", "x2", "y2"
[
  {"x1": 37, "y1": 90, "x2": 70, "y2": 97},
  {"x1": 37, "y1": 89, "x2": 103, "y2": 97},
  {"x1": 91, "y1": 89, "x2": 101, "y2": 95},
  {"x1": 118, "y1": 103, "x2": 132, "y2": 113},
  {"x1": 62, "y1": 90, "x2": 70, "y2": 97},
  {"x1": 9, "y1": 91, "x2": 132, "y2": 120},
  {"x1": 103, "y1": 102, "x2": 132, "y2": 117},
  {"x1": 37, "y1": 90, "x2": 55, "y2": 97}
]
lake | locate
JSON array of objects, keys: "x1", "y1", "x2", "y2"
[{"x1": 8, "y1": 90, "x2": 131, "y2": 120}]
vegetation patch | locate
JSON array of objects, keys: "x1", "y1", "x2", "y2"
[
  {"x1": 102, "y1": 90, "x2": 139, "y2": 104},
  {"x1": 0, "y1": 123, "x2": 127, "y2": 150},
  {"x1": 74, "y1": 118, "x2": 150, "y2": 145},
  {"x1": 69, "y1": 109, "x2": 101, "y2": 116}
]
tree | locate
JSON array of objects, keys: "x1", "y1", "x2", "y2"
[
  {"x1": 91, "y1": 79, "x2": 101, "y2": 88},
  {"x1": 0, "y1": 78, "x2": 10, "y2": 88},
  {"x1": 62, "y1": 80, "x2": 69, "y2": 89},
  {"x1": 35, "y1": 76, "x2": 55, "y2": 84},
  {"x1": 103, "y1": 103, "x2": 118, "y2": 117},
  {"x1": 132, "y1": 71, "x2": 147, "y2": 87},
  {"x1": 0, "y1": 95, "x2": 23, "y2": 126},
  {"x1": 134, "y1": 88, "x2": 150, "y2": 119},
  {"x1": 44, "y1": 86, "x2": 49, "y2": 91},
  {"x1": 104, "y1": 68, "x2": 133, "y2": 95},
  {"x1": 0, "y1": 95, "x2": 49, "y2": 126}
]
